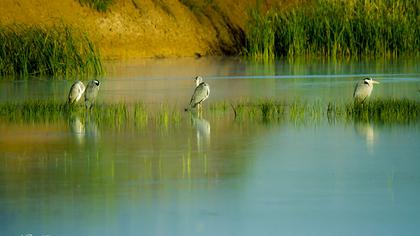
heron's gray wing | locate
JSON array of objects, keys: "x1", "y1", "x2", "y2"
[
  {"x1": 85, "y1": 81, "x2": 99, "y2": 102},
  {"x1": 189, "y1": 83, "x2": 209, "y2": 107},
  {"x1": 354, "y1": 83, "x2": 370, "y2": 101},
  {"x1": 353, "y1": 82, "x2": 358, "y2": 98}
]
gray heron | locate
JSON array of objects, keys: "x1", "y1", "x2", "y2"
[
  {"x1": 353, "y1": 77, "x2": 379, "y2": 102},
  {"x1": 185, "y1": 76, "x2": 210, "y2": 111},
  {"x1": 85, "y1": 79, "x2": 100, "y2": 109},
  {"x1": 68, "y1": 80, "x2": 85, "y2": 105}
]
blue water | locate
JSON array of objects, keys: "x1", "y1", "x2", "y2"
[{"x1": 1, "y1": 57, "x2": 420, "y2": 236}]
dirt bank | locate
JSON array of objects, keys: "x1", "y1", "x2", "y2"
[{"x1": 0, "y1": 0, "x2": 258, "y2": 59}]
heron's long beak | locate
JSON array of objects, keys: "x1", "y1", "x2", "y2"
[{"x1": 372, "y1": 80, "x2": 380, "y2": 84}]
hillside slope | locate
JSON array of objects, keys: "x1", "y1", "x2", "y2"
[{"x1": 0, "y1": 0, "x2": 254, "y2": 59}]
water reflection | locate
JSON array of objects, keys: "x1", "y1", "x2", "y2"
[
  {"x1": 85, "y1": 114, "x2": 100, "y2": 142},
  {"x1": 68, "y1": 114, "x2": 100, "y2": 145},
  {"x1": 354, "y1": 121, "x2": 376, "y2": 154},
  {"x1": 69, "y1": 115, "x2": 85, "y2": 145},
  {"x1": 1, "y1": 57, "x2": 420, "y2": 236},
  {"x1": 191, "y1": 113, "x2": 211, "y2": 152}
]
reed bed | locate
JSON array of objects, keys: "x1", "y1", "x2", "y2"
[
  {"x1": 1, "y1": 99, "x2": 419, "y2": 126},
  {"x1": 211, "y1": 99, "x2": 420, "y2": 124},
  {"x1": 0, "y1": 100, "x2": 184, "y2": 127},
  {"x1": 345, "y1": 99, "x2": 420, "y2": 124},
  {"x1": 246, "y1": 0, "x2": 420, "y2": 60},
  {"x1": 0, "y1": 24, "x2": 103, "y2": 77}
]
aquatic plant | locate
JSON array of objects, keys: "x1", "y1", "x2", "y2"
[
  {"x1": 0, "y1": 24, "x2": 103, "y2": 77},
  {"x1": 245, "y1": 0, "x2": 420, "y2": 59},
  {"x1": 134, "y1": 102, "x2": 149, "y2": 127},
  {"x1": 1, "y1": 99, "x2": 419, "y2": 126},
  {"x1": 0, "y1": 100, "x2": 67, "y2": 123},
  {"x1": 155, "y1": 104, "x2": 182, "y2": 129},
  {"x1": 346, "y1": 99, "x2": 420, "y2": 124}
]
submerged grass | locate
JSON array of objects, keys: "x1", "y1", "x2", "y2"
[
  {"x1": 1, "y1": 99, "x2": 419, "y2": 126},
  {"x1": 246, "y1": 0, "x2": 420, "y2": 60},
  {"x1": 220, "y1": 98, "x2": 420, "y2": 124},
  {"x1": 0, "y1": 100, "x2": 185, "y2": 128},
  {"x1": 346, "y1": 99, "x2": 420, "y2": 124},
  {"x1": 0, "y1": 24, "x2": 103, "y2": 77}
]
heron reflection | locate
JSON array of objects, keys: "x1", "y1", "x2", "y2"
[
  {"x1": 85, "y1": 113, "x2": 100, "y2": 141},
  {"x1": 191, "y1": 113, "x2": 211, "y2": 152},
  {"x1": 68, "y1": 114, "x2": 100, "y2": 144},
  {"x1": 69, "y1": 115, "x2": 85, "y2": 145},
  {"x1": 354, "y1": 121, "x2": 376, "y2": 153}
]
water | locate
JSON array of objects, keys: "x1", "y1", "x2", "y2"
[{"x1": 1, "y1": 57, "x2": 420, "y2": 236}]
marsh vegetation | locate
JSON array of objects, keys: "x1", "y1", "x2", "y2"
[
  {"x1": 1, "y1": 99, "x2": 419, "y2": 126},
  {"x1": 246, "y1": 0, "x2": 420, "y2": 60},
  {"x1": 0, "y1": 24, "x2": 103, "y2": 77}
]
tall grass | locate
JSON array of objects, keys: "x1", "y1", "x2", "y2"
[
  {"x1": 246, "y1": 0, "x2": 420, "y2": 59},
  {"x1": 79, "y1": 0, "x2": 114, "y2": 12},
  {"x1": 0, "y1": 24, "x2": 103, "y2": 77}
]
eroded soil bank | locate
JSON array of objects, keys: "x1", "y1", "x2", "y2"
[{"x1": 0, "y1": 0, "x2": 258, "y2": 59}]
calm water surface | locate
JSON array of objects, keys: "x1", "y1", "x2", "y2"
[{"x1": 1, "y1": 57, "x2": 420, "y2": 235}]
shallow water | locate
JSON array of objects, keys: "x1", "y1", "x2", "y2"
[{"x1": 1, "y1": 57, "x2": 420, "y2": 236}]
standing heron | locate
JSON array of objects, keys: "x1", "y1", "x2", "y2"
[
  {"x1": 185, "y1": 76, "x2": 210, "y2": 111},
  {"x1": 85, "y1": 79, "x2": 100, "y2": 109},
  {"x1": 68, "y1": 80, "x2": 85, "y2": 105},
  {"x1": 353, "y1": 77, "x2": 380, "y2": 102}
]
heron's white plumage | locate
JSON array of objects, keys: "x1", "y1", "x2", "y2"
[
  {"x1": 85, "y1": 79, "x2": 100, "y2": 109},
  {"x1": 353, "y1": 77, "x2": 379, "y2": 102},
  {"x1": 68, "y1": 81, "x2": 85, "y2": 104}
]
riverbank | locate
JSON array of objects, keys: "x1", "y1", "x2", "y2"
[{"x1": 0, "y1": 0, "x2": 254, "y2": 59}]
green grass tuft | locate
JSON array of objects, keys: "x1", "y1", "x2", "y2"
[
  {"x1": 346, "y1": 99, "x2": 420, "y2": 124},
  {"x1": 0, "y1": 24, "x2": 103, "y2": 77}
]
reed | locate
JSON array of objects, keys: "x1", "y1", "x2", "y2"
[
  {"x1": 0, "y1": 24, "x2": 103, "y2": 77},
  {"x1": 346, "y1": 99, "x2": 420, "y2": 124},
  {"x1": 245, "y1": 0, "x2": 420, "y2": 59},
  {"x1": 1, "y1": 99, "x2": 419, "y2": 125},
  {"x1": 134, "y1": 102, "x2": 149, "y2": 127},
  {"x1": 155, "y1": 104, "x2": 182, "y2": 128}
]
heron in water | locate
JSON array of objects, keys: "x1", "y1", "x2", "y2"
[
  {"x1": 185, "y1": 76, "x2": 210, "y2": 112},
  {"x1": 68, "y1": 80, "x2": 85, "y2": 105},
  {"x1": 353, "y1": 77, "x2": 380, "y2": 102},
  {"x1": 85, "y1": 79, "x2": 100, "y2": 109}
]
